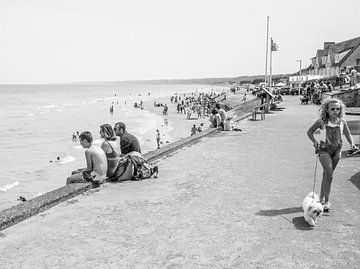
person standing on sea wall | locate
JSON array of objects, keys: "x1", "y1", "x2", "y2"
[{"x1": 66, "y1": 131, "x2": 107, "y2": 185}]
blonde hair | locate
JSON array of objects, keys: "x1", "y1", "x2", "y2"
[{"x1": 319, "y1": 98, "x2": 346, "y2": 122}]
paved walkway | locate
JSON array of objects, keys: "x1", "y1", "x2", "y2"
[{"x1": 1, "y1": 96, "x2": 359, "y2": 268}]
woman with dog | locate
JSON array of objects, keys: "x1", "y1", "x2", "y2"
[{"x1": 307, "y1": 98, "x2": 358, "y2": 212}]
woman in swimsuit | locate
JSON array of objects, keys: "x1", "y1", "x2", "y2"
[{"x1": 100, "y1": 124, "x2": 121, "y2": 178}]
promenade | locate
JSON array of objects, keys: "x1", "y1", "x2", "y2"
[{"x1": 1, "y1": 96, "x2": 359, "y2": 268}]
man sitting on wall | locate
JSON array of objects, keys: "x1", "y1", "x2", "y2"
[
  {"x1": 66, "y1": 131, "x2": 107, "y2": 185},
  {"x1": 114, "y1": 122, "x2": 141, "y2": 155}
]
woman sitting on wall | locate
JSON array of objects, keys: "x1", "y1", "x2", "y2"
[{"x1": 99, "y1": 124, "x2": 121, "y2": 178}]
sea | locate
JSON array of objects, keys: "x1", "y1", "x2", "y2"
[{"x1": 0, "y1": 83, "x2": 226, "y2": 211}]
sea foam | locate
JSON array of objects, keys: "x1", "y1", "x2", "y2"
[
  {"x1": 56, "y1": 155, "x2": 76, "y2": 164},
  {"x1": 0, "y1": 181, "x2": 20, "y2": 192}
]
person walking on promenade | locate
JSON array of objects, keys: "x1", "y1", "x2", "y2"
[
  {"x1": 114, "y1": 122, "x2": 141, "y2": 155},
  {"x1": 307, "y1": 98, "x2": 358, "y2": 212},
  {"x1": 99, "y1": 124, "x2": 121, "y2": 178},
  {"x1": 66, "y1": 131, "x2": 107, "y2": 185}
]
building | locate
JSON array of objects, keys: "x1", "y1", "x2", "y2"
[{"x1": 307, "y1": 37, "x2": 360, "y2": 77}]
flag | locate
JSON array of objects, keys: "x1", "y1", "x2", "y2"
[{"x1": 271, "y1": 38, "x2": 279, "y2": 51}]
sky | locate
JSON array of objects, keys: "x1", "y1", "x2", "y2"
[{"x1": 0, "y1": 0, "x2": 359, "y2": 84}]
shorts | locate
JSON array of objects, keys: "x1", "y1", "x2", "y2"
[{"x1": 69, "y1": 171, "x2": 104, "y2": 184}]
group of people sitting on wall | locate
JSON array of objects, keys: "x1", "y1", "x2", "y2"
[{"x1": 66, "y1": 122, "x2": 158, "y2": 186}]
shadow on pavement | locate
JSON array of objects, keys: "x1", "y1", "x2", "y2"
[
  {"x1": 349, "y1": 171, "x2": 360, "y2": 191},
  {"x1": 256, "y1": 207, "x2": 315, "y2": 230},
  {"x1": 256, "y1": 207, "x2": 302, "y2": 216},
  {"x1": 292, "y1": 216, "x2": 314, "y2": 231}
]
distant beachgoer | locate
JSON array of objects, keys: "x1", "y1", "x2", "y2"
[
  {"x1": 156, "y1": 129, "x2": 161, "y2": 149},
  {"x1": 307, "y1": 98, "x2": 358, "y2": 212},
  {"x1": 191, "y1": 124, "x2": 197, "y2": 136},
  {"x1": 114, "y1": 122, "x2": 141, "y2": 155},
  {"x1": 350, "y1": 68, "x2": 358, "y2": 87},
  {"x1": 209, "y1": 108, "x2": 221, "y2": 128},
  {"x1": 216, "y1": 103, "x2": 227, "y2": 130},
  {"x1": 66, "y1": 131, "x2": 107, "y2": 185},
  {"x1": 100, "y1": 124, "x2": 121, "y2": 178},
  {"x1": 241, "y1": 94, "x2": 247, "y2": 103},
  {"x1": 198, "y1": 123, "x2": 204, "y2": 132},
  {"x1": 72, "y1": 133, "x2": 77, "y2": 142}
]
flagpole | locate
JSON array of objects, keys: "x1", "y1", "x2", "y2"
[
  {"x1": 264, "y1": 16, "x2": 270, "y2": 112},
  {"x1": 265, "y1": 16, "x2": 269, "y2": 86},
  {"x1": 270, "y1": 38, "x2": 273, "y2": 92}
]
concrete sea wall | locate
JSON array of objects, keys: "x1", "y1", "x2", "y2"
[{"x1": 0, "y1": 97, "x2": 261, "y2": 231}]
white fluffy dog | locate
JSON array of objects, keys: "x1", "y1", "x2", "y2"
[{"x1": 302, "y1": 192, "x2": 324, "y2": 227}]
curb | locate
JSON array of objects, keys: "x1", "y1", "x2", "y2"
[{"x1": 0, "y1": 99, "x2": 259, "y2": 231}]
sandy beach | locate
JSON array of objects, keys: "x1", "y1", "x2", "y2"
[
  {"x1": 143, "y1": 93, "x2": 212, "y2": 145},
  {"x1": 143, "y1": 88, "x2": 252, "y2": 147}
]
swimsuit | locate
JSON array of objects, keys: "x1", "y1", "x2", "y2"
[
  {"x1": 104, "y1": 141, "x2": 120, "y2": 177},
  {"x1": 319, "y1": 120, "x2": 343, "y2": 157}
]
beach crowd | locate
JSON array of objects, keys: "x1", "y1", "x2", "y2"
[{"x1": 66, "y1": 89, "x2": 237, "y2": 186}]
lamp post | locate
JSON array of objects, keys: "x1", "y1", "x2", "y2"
[{"x1": 297, "y1": 60, "x2": 302, "y2": 94}]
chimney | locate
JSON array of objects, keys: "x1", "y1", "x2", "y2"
[{"x1": 324, "y1": 42, "x2": 335, "y2": 50}]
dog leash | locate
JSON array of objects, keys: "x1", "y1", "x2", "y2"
[{"x1": 312, "y1": 153, "x2": 319, "y2": 199}]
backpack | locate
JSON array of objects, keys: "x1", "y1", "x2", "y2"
[{"x1": 128, "y1": 153, "x2": 158, "y2": 180}]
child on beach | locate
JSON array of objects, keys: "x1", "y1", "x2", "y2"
[
  {"x1": 307, "y1": 98, "x2": 358, "y2": 211},
  {"x1": 66, "y1": 131, "x2": 107, "y2": 185}
]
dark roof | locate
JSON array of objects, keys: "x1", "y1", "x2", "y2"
[
  {"x1": 332, "y1": 36, "x2": 360, "y2": 54},
  {"x1": 311, "y1": 37, "x2": 360, "y2": 68},
  {"x1": 336, "y1": 37, "x2": 360, "y2": 66}
]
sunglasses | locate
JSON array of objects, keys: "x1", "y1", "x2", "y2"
[{"x1": 330, "y1": 108, "x2": 340, "y2": 111}]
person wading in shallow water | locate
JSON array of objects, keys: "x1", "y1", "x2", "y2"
[{"x1": 66, "y1": 131, "x2": 107, "y2": 185}]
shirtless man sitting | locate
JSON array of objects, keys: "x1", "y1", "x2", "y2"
[{"x1": 66, "y1": 131, "x2": 107, "y2": 185}]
